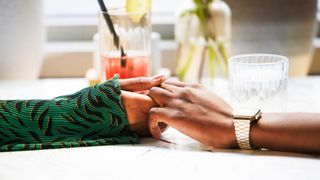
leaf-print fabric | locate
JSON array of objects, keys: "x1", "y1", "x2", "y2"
[{"x1": 0, "y1": 76, "x2": 139, "y2": 152}]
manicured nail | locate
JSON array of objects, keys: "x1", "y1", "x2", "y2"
[{"x1": 151, "y1": 74, "x2": 166, "y2": 82}]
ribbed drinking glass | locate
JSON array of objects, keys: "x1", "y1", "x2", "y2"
[{"x1": 229, "y1": 54, "x2": 289, "y2": 112}]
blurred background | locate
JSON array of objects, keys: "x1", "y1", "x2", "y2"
[{"x1": 0, "y1": 0, "x2": 319, "y2": 80}]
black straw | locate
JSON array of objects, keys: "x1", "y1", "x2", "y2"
[{"x1": 97, "y1": 0, "x2": 127, "y2": 67}]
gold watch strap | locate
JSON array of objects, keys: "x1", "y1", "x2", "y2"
[{"x1": 233, "y1": 119, "x2": 252, "y2": 150}]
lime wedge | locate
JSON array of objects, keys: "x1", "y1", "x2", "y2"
[{"x1": 126, "y1": 0, "x2": 152, "y2": 22}]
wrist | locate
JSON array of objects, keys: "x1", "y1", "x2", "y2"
[{"x1": 250, "y1": 112, "x2": 270, "y2": 149}]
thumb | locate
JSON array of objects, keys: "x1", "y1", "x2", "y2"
[
  {"x1": 148, "y1": 107, "x2": 172, "y2": 139},
  {"x1": 119, "y1": 75, "x2": 166, "y2": 92}
]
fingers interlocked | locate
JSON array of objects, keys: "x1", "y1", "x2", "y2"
[{"x1": 147, "y1": 80, "x2": 191, "y2": 139}]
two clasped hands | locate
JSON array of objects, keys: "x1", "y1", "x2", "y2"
[{"x1": 121, "y1": 75, "x2": 320, "y2": 154}]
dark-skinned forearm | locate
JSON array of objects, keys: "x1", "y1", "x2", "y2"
[{"x1": 251, "y1": 113, "x2": 320, "y2": 154}]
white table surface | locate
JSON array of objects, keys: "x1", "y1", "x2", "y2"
[{"x1": 0, "y1": 77, "x2": 319, "y2": 180}]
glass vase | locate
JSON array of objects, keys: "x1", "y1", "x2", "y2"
[{"x1": 175, "y1": 0, "x2": 231, "y2": 84}]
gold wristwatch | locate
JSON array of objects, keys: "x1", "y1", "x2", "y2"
[{"x1": 232, "y1": 108, "x2": 262, "y2": 150}]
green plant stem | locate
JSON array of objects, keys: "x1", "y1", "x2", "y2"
[
  {"x1": 198, "y1": 46, "x2": 208, "y2": 82},
  {"x1": 208, "y1": 45, "x2": 216, "y2": 80},
  {"x1": 210, "y1": 41, "x2": 228, "y2": 76},
  {"x1": 177, "y1": 45, "x2": 196, "y2": 81}
]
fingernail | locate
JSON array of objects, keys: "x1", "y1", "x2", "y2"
[{"x1": 151, "y1": 74, "x2": 166, "y2": 82}]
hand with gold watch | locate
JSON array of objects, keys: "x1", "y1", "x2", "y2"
[{"x1": 147, "y1": 80, "x2": 320, "y2": 154}]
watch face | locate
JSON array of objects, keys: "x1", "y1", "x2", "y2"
[{"x1": 233, "y1": 108, "x2": 261, "y2": 121}]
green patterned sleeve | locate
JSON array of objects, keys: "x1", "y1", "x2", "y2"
[{"x1": 0, "y1": 76, "x2": 139, "y2": 152}]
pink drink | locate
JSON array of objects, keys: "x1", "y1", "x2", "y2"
[
  {"x1": 99, "y1": 10, "x2": 151, "y2": 80},
  {"x1": 102, "y1": 55, "x2": 149, "y2": 80}
]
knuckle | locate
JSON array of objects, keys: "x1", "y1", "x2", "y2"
[
  {"x1": 177, "y1": 89, "x2": 189, "y2": 98},
  {"x1": 137, "y1": 77, "x2": 144, "y2": 83},
  {"x1": 182, "y1": 87, "x2": 193, "y2": 96},
  {"x1": 138, "y1": 77, "x2": 146, "y2": 88},
  {"x1": 167, "y1": 109, "x2": 185, "y2": 120},
  {"x1": 149, "y1": 108, "x2": 160, "y2": 115},
  {"x1": 173, "y1": 110, "x2": 186, "y2": 119},
  {"x1": 190, "y1": 83, "x2": 201, "y2": 89},
  {"x1": 167, "y1": 101, "x2": 187, "y2": 118},
  {"x1": 148, "y1": 87, "x2": 158, "y2": 95},
  {"x1": 189, "y1": 83, "x2": 198, "y2": 88},
  {"x1": 149, "y1": 108, "x2": 156, "y2": 113},
  {"x1": 139, "y1": 77, "x2": 151, "y2": 84},
  {"x1": 168, "y1": 99, "x2": 183, "y2": 107}
]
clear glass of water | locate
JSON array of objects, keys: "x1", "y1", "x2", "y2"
[{"x1": 228, "y1": 54, "x2": 289, "y2": 112}]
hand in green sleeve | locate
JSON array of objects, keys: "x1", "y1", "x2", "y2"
[{"x1": 0, "y1": 75, "x2": 165, "y2": 152}]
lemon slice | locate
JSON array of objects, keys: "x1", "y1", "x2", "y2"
[{"x1": 126, "y1": 0, "x2": 152, "y2": 22}]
